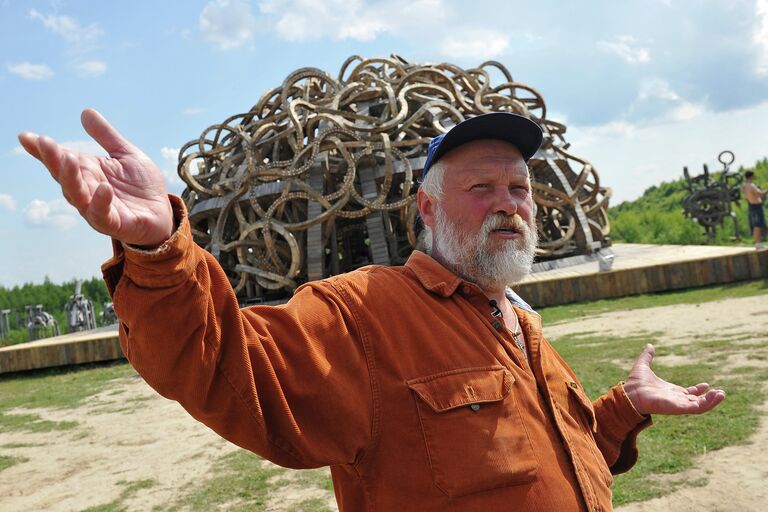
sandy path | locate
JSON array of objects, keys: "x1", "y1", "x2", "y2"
[
  {"x1": 0, "y1": 375, "x2": 242, "y2": 511},
  {"x1": 1, "y1": 295, "x2": 767, "y2": 511}
]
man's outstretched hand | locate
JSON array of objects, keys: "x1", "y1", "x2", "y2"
[
  {"x1": 18, "y1": 108, "x2": 174, "y2": 247},
  {"x1": 623, "y1": 344, "x2": 726, "y2": 416}
]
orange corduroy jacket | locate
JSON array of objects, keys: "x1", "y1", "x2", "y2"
[{"x1": 102, "y1": 196, "x2": 651, "y2": 512}]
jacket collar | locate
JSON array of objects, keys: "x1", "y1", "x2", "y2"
[
  {"x1": 404, "y1": 250, "x2": 536, "y2": 313},
  {"x1": 404, "y1": 250, "x2": 463, "y2": 297}
]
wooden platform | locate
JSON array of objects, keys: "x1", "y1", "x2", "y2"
[
  {"x1": 516, "y1": 244, "x2": 768, "y2": 307},
  {"x1": 2, "y1": 244, "x2": 766, "y2": 374},
  {"x1": 0, "y1": 325, "x2": 121, "y2": 375}
]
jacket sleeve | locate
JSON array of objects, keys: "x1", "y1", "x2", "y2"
[
  {"x1": 592, "y1": 384, "x2": 653, "y2": 474},
  {"x1": 101, "y1": 195, "x2": 374, "y2": 469}
]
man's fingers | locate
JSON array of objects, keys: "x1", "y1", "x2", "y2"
[
  {"x1": 686, "y1": 383, "x2": 710, "y2": 396},
  {"x1": 696, "y1": 389, "x2": 726, "y2": 413},
  {"x1": 18, "y1": 132, "x2": 44, "y2": 161},
  {"x1": 36, "y1": 135, "x2": 68, "y2": 181},
  {"x1": 84, "y1": 183, "x2": 118, "y2": 235},
  {"x1": 59, "y1": 152, "x2": 91, "y2": 210},
  {"x1": 80, "y1": 108, "x2": 135, "y2": 157},
  {"x1": 635, "y1": 343, "x2": 656, "y2": 368}
]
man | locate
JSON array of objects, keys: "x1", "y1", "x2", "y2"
[
  {"x1": 19, "y1": 110, "x2": 725, "y2": 511},
  {"x1": 744, "y1": 170, "x2": 767, "y2": 249}
]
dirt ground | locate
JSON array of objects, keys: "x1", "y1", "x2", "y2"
[{"x1": 1, "y1": 295, "x2": 767, "y2": 511}]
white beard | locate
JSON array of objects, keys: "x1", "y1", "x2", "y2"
[{"x1": 431, "y1": 206, "x2": 538, "y2": 290}]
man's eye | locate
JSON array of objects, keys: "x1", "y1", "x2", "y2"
[{"x1": 471, "y1": 183, "x2": 489, "y2": 189}]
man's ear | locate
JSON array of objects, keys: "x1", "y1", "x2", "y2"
[{"x1": 417, "y1": 188, "x2": 437, "y2": 230}]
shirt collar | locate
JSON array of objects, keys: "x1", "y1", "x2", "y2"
[
  {"x1": 404, "y1": 250, "x2": 463, "y2": 297},
  {"x1": 404, "y1": 250, "x2": 537, "y2": 313}
]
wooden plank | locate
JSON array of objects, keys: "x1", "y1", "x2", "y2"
[
  {"x1": 0, "y1": 327, "x2": 123, "y2": 374},
  {"x1": 516, "y1": 247, "x2": 768, "y2": 308}
]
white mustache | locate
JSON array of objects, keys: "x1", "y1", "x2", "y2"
[{"x1": 481, "y1": 213, "x2": 528, "y2": 236}]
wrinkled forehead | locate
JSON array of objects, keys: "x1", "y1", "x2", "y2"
[{"x1": 440, "y1": 139, "x2": 529, "y2": 175}]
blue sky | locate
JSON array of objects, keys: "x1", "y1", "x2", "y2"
[{"x1": 1, "y1": 0, "x2": 768, "y2": 287}]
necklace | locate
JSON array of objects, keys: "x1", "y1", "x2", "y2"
[{"x1": 509, "y1": 308, "x2": 527, "y2": 360}]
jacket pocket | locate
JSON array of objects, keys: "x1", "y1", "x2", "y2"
[
  {"x1": 407, "y1": 366, "x2": 538, "y2": 498},
  {"x1": 566, "y1": 382, "x2": 613, "y2": 487}
]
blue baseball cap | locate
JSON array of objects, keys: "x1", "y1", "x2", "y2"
[{"x1": 421, "y1": 112, "x2": 543, "y2": 177}]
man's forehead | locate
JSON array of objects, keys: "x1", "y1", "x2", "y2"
[{"x1": 441, "y1": 139, "x2": 525, "y2": 164}]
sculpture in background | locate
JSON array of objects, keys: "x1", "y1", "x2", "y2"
[
  {"x1": 25, "y1": 304, "x2": 60, "y2": 341},
  {"x1": 0, "y1": 309, "x2": 12, "y2": 340},
  {"x1": 178, "y1": 55, "x2": 612, "y2": 303},
  {"x1": 682, "y1": 150, "x2": 742, "y2": 240},
  {"x1": 100, "y1": 302, "x2": 118, "y2": 326},
  {"x1": 64, "y1": 280, "x2": 97, "y2": 333}
]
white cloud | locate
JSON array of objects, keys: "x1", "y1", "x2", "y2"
[
  {"x1": 631, "y1": 79, "x2": 708, "y2": 123},
  {"x1": 11, "y1": 145, "x2": 27, "y2": 156},
  {"x1": 59, "y1": 140, "x2": 108, "y2": 156},
  {"x1": 200, "y1": 0, "x2": 257, "y2": 50},
  {"x1": 258, "y1": 0, "x2": 448, "y2": 44},
  {"x1": 160, "y1": 147, "x2": 183, "y2": 188},
  {"x1": 756, "y1": 0, "x2": 768, "y2": 76},
  {"x1": 161, "y1": 147, "x2": 179, "y2": 161},
  {"x1": 7, "y1": 62, "x2": 54, "y2": 80},
  {"x1": 440, "y1": 29, "x2": 510, "y2": 59},
  {"x1": 75, "y1": 60, "x2": 107, "y2": 78},
  {"x1": 23, "y1": 199, "x2": 79, "y2": 230},
  {"x1": 669, "y1": 101, "x2": 706, "y2": 122},
  {"x1": 28, "y1": 9, "x2": 103, "y2": 46},
  {"x1": 638, "y1": 78, "x2": 679, "y2": 101},
  {"x1": 264, "y1": 0, "x2": 388, "y2": 42},
  {"x1": 596, "y1": 36, "x2": 650, "y2": 64},
  {"x1": 0, "y1": 193, "x2": 16, "y2": 211}
]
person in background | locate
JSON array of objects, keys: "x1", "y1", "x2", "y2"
[{"x1": 744, "y1": 170, "x2": 767, "y2": 249}]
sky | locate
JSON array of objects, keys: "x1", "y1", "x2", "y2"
[{"x1": 1, "y1": 0, "x2": 768, "y2": 287}]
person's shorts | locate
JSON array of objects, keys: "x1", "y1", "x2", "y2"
[{"x1": 748, "y1": 203, "x2": 767, "y2": 230}]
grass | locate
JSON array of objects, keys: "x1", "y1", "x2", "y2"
[
  {"x1": 0, "y1": 361, "x2": 136, "y2": 433},
  {"x1": 538, "y1": 278, "x2": 768, "y2": 324},
  {"x1": 81, "y1": 479, "x2": 158, "y2": 512},
  {"x1": 161, "y1": 451, "x2": 283, "y2": 511},
  {"x1": 158, "y1": 450, "x2": 333, "y2": 512},
  {"x1": 551, "y1": 326, "x2": 768, "y2": 505},
  {"x1": 0, "y1": 454, "x2": 29, "y2": 472}
]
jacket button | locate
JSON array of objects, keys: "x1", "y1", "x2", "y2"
[{"x1": 470, "y1": 404, "x2": 481, "y2": 411}]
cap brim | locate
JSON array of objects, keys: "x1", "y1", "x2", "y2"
[{"x1": 429, "y1": 112, "x2": 543, "y2": 167}]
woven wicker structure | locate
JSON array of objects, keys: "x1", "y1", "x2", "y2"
[{"x1": 178, "y1": 55, "x2": 612, "y2": 302}]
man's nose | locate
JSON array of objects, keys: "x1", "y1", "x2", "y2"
[{"x1": 493, "y1": 189, "x2": 519, "y2": 216}]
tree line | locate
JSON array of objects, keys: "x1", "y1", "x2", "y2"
[
  {"x1": 609, "y1": 158, "x2": 768, "y2": 245},
  {"x1": 0, "y1": 276, "x2": 111, "y2": 346}
]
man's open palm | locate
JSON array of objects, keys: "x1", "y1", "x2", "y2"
[
  {"x1": 623, "y1": 344, "x2": 726, "y2": 416},
  {"x1": 18, "y1": 108, "x2": 173, "y2": 247}
]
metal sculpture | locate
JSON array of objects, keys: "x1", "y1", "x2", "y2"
[
  {"x1": 178, "y1": 55, "x2": 612, "y2": 303},
  {"x1": 682, "y1": 150, "x2": 742, "y2": 240},
  {"x1": 25, "y1": 304, "x2": 60, "y2": 341},
  {"x1": 0, "y1": 309, "x2": 12, "y2": 340},
  {"x1": 64, "y1": 281, "x2": 97, "y2": 333},
  {"x1": 100, "y1": 302, "x2": 118, "y2": 326}
]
